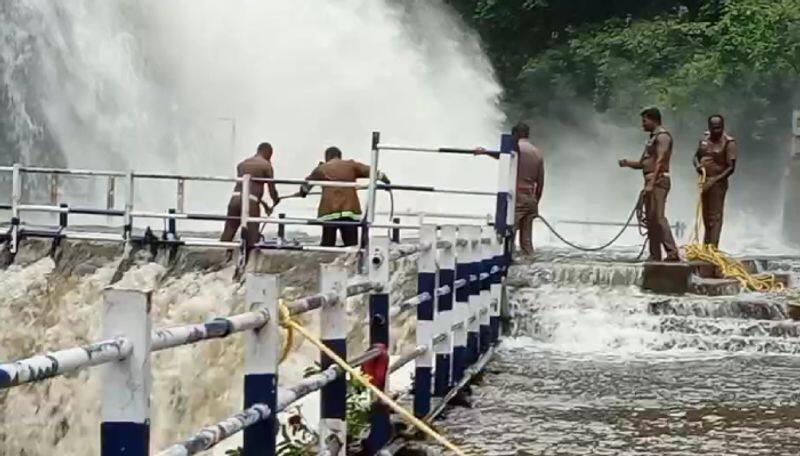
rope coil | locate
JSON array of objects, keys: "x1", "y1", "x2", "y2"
[{"x1": 683, "y1": 168, "x2": 783, "y2": 292}]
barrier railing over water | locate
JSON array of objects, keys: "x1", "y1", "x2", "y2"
[{"x1": 0, "y1": 132, "x2": 518, "y2": 455}]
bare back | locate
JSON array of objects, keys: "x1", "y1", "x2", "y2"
[
  {"x1": 233, "y1": 155, "x2": 275, "y2": 200},
  {"x1": 516, "y1": 138, "x2": 544, "y2": 199}
]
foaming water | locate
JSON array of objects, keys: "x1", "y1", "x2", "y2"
[
  {"x1": 427, "y1": 250, "x2": 800, "y2": 455},
  {"x1": 0, "y1": 245, "x2": 419, "y2": 455}
]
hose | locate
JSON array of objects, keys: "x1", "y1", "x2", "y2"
[{"x1": 534, "y1": 192, "x2": 646, "y2": 252}]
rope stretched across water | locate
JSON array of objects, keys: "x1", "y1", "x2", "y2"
[{"x1": 534, "y1": 192, "x2": 646, "y2": 253}]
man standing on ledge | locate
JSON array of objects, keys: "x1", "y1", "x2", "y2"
[
  {"x1": 693, "y1": 114, "x2": 737, "y2": 248},
  {"x1": 220, "y1": 142, "x2": 280, "y2": 249},
  {"x1": 619, "y1": 107, "x2": 680, "y2": 262},
  {"x1": 300, "y1": 146, "x2": 389, "y2": 247},
  {"x1": 476, "y1": 121, "x2": 544, "y2": 258}
]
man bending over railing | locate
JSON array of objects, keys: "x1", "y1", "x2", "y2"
[
  {"x1": 299, "y1": 146, "x2": 389, "y2": 247},
  {"x1": 220, "y1": 142, "x2": 281, "y2": 250}
]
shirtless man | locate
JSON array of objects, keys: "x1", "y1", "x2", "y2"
[
  {"x1": 693, "y1": 115, "x2": 737, "y2": 248},
  {"x1": 220, "y1": 142, "x2": 280, "y2": 249},
  {"x1": 619, "y1": 107, "x2": 680, "y2": 262},
  {"x1": 300, "y1": 146, "x2": 389, "y2": 247}
]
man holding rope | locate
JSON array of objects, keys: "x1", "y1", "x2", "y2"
[
  {"x1": 619, "y1": 107, "x2": 680, "y2": 262},
  {"x1": 299, "y1": 146, "x2": 390, "y2": 247},
  {"x1": 693, "y1": 114, "x2": 737, "y2": 248},
  {"x1": 220, "y1": 142, "x2": 281, "y2": 251}
]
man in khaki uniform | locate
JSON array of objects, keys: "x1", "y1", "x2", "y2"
[
  {"x1": 619, "y1": 107, "x2": 680, "y2": 262},
  {"x1": 693, "y1": 114, "x2": 737, "y2": 248},
  {"x1": 300, "y1": 146, "x2": 389, "y2": 247},
  {"x1": 512, "y1": 122, "x2": 544, "y2": 257},
  {"x1": 220, "y1": 142, "x2": 280, "y2": 248}
]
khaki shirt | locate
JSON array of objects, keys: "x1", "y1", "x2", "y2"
[
  {"x1": 516, "y1": 139, "x2": 544, "y2": 198},
  {"x1": 698, "y1": 132, "x2": 737, "y2": 177},
  {"x1": 306, "y1": 158, "x2": 371, "y2": 220}
]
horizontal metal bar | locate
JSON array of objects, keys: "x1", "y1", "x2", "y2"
[
  {"x1": 252, "y1": 177, "x2": 365, "y2": 189},
  {"x1": 157, "y1": 404, "x2": 271, "y2": 456},
  {"x1": 0, "y1": 203, "x2": 11, "y2": 210},
  {"x1": 347, "y1": 279, "x2": 382, "y2": 296},
  {"x1": 19, "y1": 166, "x2": 126, "y2": 178},
  {"x1": 376, "y1": 144, "x2": 507, "y2": 156},
  {"x1": 434, "y1": 285, "x2": 451, "y2": 297},
  {"x1": 133, "y1": 172, "x2": 236, "y2": 183},
  {"x1": 389, "y1": 345, "x2": 427, "y2": 374},
  {"x1": 436, "y1": 240, "x2": 453, "y2": 250},
  {"x1": 432, "y1": 332, "x2": 447, "y2": 345},
  {"x1": 377, "y1": 183, "x2": 494, "y2": 197},
  {"x1": 0, "y1": 166, "x2": 12, "y2": 172},
  {"x1": 479, "y1": 272, "x2": 489, "y2": 281},
  {"x1": 389, "y1": 292, "x2": 432, "y2": 319},
  {"x1": 151, "y1": 309, "x2": 270, "y2": 352},
  {"x1": 453, "y1": 279, "x2": 467, "y2": 289},
  {"x1": 389, "y1": 244, "x2": 421, "y2": 261},
  {"x1": 254, "y1": 244, "x2": 361, "y2": 254},
  {"x1": 377, "y1": 210, "x2": 490, "y2": 221},
  {"x1": 0, "y1": 337, "x2": 132, "y2": 389},
  {"x1": 286, "y1": 292, "x2": 338, "y2": 317}
]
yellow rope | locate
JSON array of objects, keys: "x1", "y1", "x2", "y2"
[
  {"x1": 277, "y1": 302, "x2": 469, "y2": 456},
  {"x1": 278, "y1": 300, "x2": 294, "y2": 364},
  {"x1": 683, "y1": 169, "x2": 783, "y2": 292}
]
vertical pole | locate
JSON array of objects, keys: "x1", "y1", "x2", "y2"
[
  {"x1": 124, "y1": 171, "x2": 134, "y2": 241},
  {"x1": 391, "y1": 217, "x2": 401, "y2": 243},
  {"x1": 785, "y1": 111, "x2": 800, "y2": 244},
  {"x1": 106, "y1": 176, "x2": 116, "y2": 211},
  {"x1": 176, "y1": 179, "x2": 185, "y2": 214},
  {"x1": 239, "y1": 174, "x2": 252, "y2": 268},
  {"x1": 366, "y1": 235, "x2": 391, "y2": 455},
  {"x1": 479, "y1": 227, "x2": 492, "y2": 354},
  {"x1": 243, "y1": 271, "x2": 279, "y2": 456},
  {"x1": 278, "y1": 214, "x2": 286, "y2": 241},
  {"x1": 319, "y1": 264, "x2": 347, "y2": 456},
  {"x1": 167, "y1": 209, "x2": 177, "y2": 241},
  {"x1": 59, "y1": 203, "x2": 69, "y2": 229},
  {"x1": 466, "y1": 226, "x2": 481, "y2": 365},
  {"x1": 414, "y1": 225, "x2": 436, "y2": 417},
  {"x1": 499, "y1": 134, "x2": 518, "y2": 265},
  {"x1": 10, "y1": 163, "x2": 21, "y2": 254},
  {"x1": 434, "y1": 225, "x2": 455, "y2": 397},
  {"x1": 452, "y1": 226, "x2": 469, "y2": 383},
  {"x1": 101, "y1": 288, "x2": 151, "y2": 456},
  {"x1": 489, "y1": 231, "x2": 503, "y2": 345},
  {"x1": 50, "y1": 173, "x2": 59, "y2": 205},
  {"x1": 366, "y1": 132, "x2": 381, "y2": 225}
]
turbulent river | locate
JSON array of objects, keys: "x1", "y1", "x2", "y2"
[{"x1": 426, "y1": 247, "x2": 800, "y2": 456}]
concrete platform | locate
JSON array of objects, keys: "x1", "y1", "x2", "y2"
[
  {"x1": 690, "y1": 278, "x2": 741, "y2": 296},
  {"x1": 642, "y1": 262, "x2": 692, "y2": 294}
]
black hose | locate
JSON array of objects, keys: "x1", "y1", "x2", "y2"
[{"x1": 535, "y1": 192, "x2": 645, "y2": 252}]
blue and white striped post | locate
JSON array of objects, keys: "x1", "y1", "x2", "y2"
[
  {"x1": 434, "y1": 225, "x2": 455, "y2": 397},
  {"x1": 489, "y1": 232, "x2": 503, "y2": 345},
  {"x1": 101, "y1": 288, "x2": 152, "y2": 456},
  {"x1": 414, "y1": 224, "x2": 436, "y2": 417},
  {"x1": 466, "y1": 226, "x2": 481, "y2": 365},
  {"x1": 452, "y1": 226, "x2": 470, "y2": 383},
  {"x1": 319, "y1": 264, "x2": 347, "y2": 456},
  {"x1": 366, "y1": 236, "x2": 391, "y2": 454},
  {"x1": 243, "y1": 272, "x2": 279, "y2": 456},
  {"x1": 479, "y1": 227, "x2": 493, "y2": 354},
  {"x1": 497, "y1": 134, "x2": 517, "y2": 263}
]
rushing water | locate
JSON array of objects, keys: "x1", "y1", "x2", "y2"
[{"x1": 429, "y1": 248, "x2": 800, "y2": 456}]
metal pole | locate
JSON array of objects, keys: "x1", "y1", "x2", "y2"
[
  {"x1": 434, "y1": 225, "x2": 455, "y2": 396},
  {"x1": 243, "y1": 271, "x2": 279, "y2": 456},
  {"x1": 366, "y1": 132, "x2": 380, "y2": 225},
  {"x1": 59, "y1": 203, "x2": 68, "y2": 229},
  {"x1": 10, "y1": 163, "x2": 21, "y2": 254},
  {"x1": 239, "y1": 174, "x2": 252, "y2": 269},
  {"x1": 489, "y1": 232, "x2": 503, "y2": 345},
  {"x1": 177, "y1": 179, "x2": 185, "y2": 214},
  {"x1": 124, "y1": 171, "x2": 134, "y2": 241},
  {"x1": 319, "y1": 264, "x2": 347, "y2": 456},
  {"x1": 414, "y1": 225, "x2": 436, "y2": 418},
  {"x1": 278, "y1": 213, "x2": 286, "y2": 241},
  {"x1": 391, "y1": 217, "x2": 401, "y2": 243},
  {"x1": 100, "y1": 288, "x2": 151, "y2": 456},
  {"x1": 466, "y1": 226, "x2": 481, "y2": 365},
  {"x1": 365, "y1": 236, "x2": 390, "y2": 455},
  {"x1": 452, "y1": 226, "x2": 469, "y2": 383},
  {"x1": 479, "y1": 228, "x2": 493, "y2": 354},
  {"x1": 50, "y1": 173, "x2": 59, "y2": 205}
]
